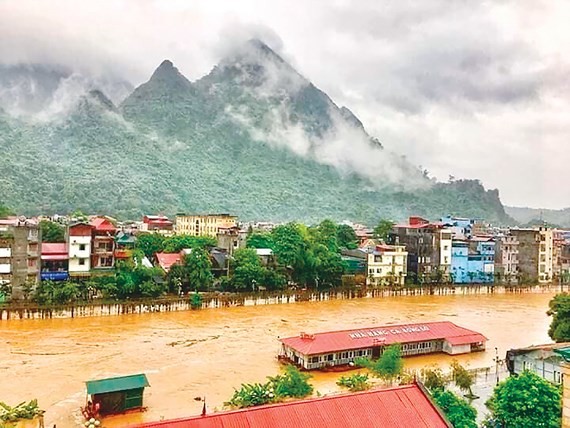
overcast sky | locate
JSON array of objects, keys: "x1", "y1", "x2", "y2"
[{"x1": 1, "y1": 0, "x2": 568, "y2": 209}]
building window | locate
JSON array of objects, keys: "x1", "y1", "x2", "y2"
[
  {"x1": 444, "y1": 245, "x2": 449, "y2": 251},
  {"x1": 79, "y1": 259, "x2": 85, "y2": 266},
  {"x1": 376, "y1": 268, "x2": 382, "y2": 273},
  {"x1": 79, "y1": 244, "x2": 86, "y2": 251}
]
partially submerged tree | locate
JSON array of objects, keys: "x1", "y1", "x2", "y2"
[
  {"x1": 356, "y1": 344, "x2": 403, "y2": 384},
  {"x1": 547, "y1": 293, "x2": 570, "y2": 342},
  {"x1": 450, "y1": 360, "x2": 476, "y2": 399},
  {"x1": 485, "y1": 371, "x2": 561, "y2": 428},
  {"x1": 336, "y1": 373, "x2": 371, "y2": 392}
]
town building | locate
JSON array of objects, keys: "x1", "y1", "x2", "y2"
[
  {"x1": 511, "y1": 227, "x2": 554, "y2": 283},
  {"x1": 40, "y1": 243, "x2": 69, "y2": 281},
  {"x1": 115, "y1": 232, "x2": 136, "y2": 262},
  {"x1": 89, "y1": 217, "x2": 117, "y2": 272},
  {"x1": 140, "y1": 215, "x2": 174, "y2": 235},
  {"x1": 155, "y1": 252, "x2": 182, "y2": 273},
  {"x1": 389, "y1": 217, "x2": 449, "y2": 282},
  {"x1": 450, "y1": 236, "x2": 495, "y2": 283},
  {"x1": 494, "y1": 233, "x2": 519, "y2": 283},
  {"x1": 216, "y1": 226, "x2": 246, "y2": 256},
  {"x1": 506, "y1": 343, "x2": 570, "y2": 384},
  {"x1": 363, "y1": 244, "x2": 408, "y2": 286},
  {"x1": 68, "y1": 222, "x2": 93, "y2": 278},
  {"x1": 441, "y1": 215, "x2": 487, "y2": 237},
  {"x1": 0, "y1": 218, "x2": 41, "y2": 299},
  {"x1": 279, "y1": 321, "x2": 487, "y2": 370},
  {"x1": 133, "y1": 383, "x2": 452, "y2": 428},
  {"x1": 175, "y1": 213, "x2": 237, "y2": 237}
]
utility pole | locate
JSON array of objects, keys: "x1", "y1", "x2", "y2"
[{"x1": 495, "y1": 347, "x2": 499, "y2": 385}]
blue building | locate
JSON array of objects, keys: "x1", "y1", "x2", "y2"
[{"x1": 451, "y1": 237, "x2": 495, "y2": 284}]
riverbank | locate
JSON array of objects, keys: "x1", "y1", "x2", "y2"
[{"x1": 0, "y1": 283, "x2": 564, "y2": 320}]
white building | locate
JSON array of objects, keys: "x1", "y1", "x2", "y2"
[
  {"x1": 365, "y1": 244, "x2": 408, "y2": 286},
  {"x1": 68, "y1": 223, "x2": 93, "y2": 277},
  {"x1": 539, "y1": 227, "x2": 554, "y2": 283},
  {"x1": 506, "y1": 343, "x2": 569, "y2": 384}
]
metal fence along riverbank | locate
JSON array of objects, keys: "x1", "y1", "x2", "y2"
[{"x1": 0, "y1": 283, "x2": 565, "y2": 320}]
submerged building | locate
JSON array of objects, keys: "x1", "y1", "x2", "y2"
[{"x1": 279, "y1": 321, "x2": 487, "y2": 370}]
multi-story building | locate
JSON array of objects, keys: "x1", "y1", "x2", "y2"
[
  {"x1": 495, "y1": 233, "x2": 519, "y2": 283},
  {"x1": 0, "y1": 218, "x2": 41, "y2": 299},
  {"x1": 365, "y1": 244, "x2": 408, "y2": 286},
  {"x1": 41, "y1": 243, "x2": 69, "y2": 281},
  {"x1": 90, "y1": 217, "x2": 117, "y2": 271},
  {"x1": 450, "y1": 236, "x2": 495, "y2": 283},
  {"x1": 68, "y1": 222, "x2": 93, "y2": 278},
  {"x1": 175, "y1": 213, "x2": 238, "y2": 237},
  {"x1": 511, "y1": 227, "x2": 554, "y2": 283},
  {"x1": 389, "y1": 216, "x2": 446, "y2": 282},
  {"x1": 140, "y1": 215, "x2": 174, "y2": 235},
  {"x1": 216, "y1": 226, "x2": 246, "y2": 256}
]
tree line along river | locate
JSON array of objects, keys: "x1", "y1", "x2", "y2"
[{"x1": 0, "y1": 292, "x2": 555, "y2": 427}]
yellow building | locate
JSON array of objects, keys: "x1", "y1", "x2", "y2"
[
  {"x1": 364, "y1": 244, "x2": 408, "y2": 286},
  {"x1": 175, "y1": 213, "x2": 238, "y2": 237}
]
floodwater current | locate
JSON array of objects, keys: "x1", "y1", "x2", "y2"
[{"x1": 0, "y1": 292, "x2": 556, "y2": 427}]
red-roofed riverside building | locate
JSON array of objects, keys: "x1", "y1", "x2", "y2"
[
  {"x1": 155, "y1": 252, "x2": 182, "y2": 273},
  {"x1": 41, "y1": 243, "x2": 69, "y2": 281},
  {"x1": 90, "y1": 217, "x2": 117, "y2": 271},
  {"x1": 141, "y1": 215, "x2": 174, "y2": 235},
  {"x1": 68, "y1": 222, "x2": 94, "y2": 278},
  {"x1": 132, "y1": 383, "x2": 452, "y2": 428},
  {"x1": 279, "y1": 321, "x2": 486, "y2": 370}
]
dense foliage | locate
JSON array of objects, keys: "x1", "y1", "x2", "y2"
[
  {"x1": 0, "y1": 399, "x2": 43, "y2": 423},
  {"x1": 356, "y1": 344, "x2": 403, "y2": 383},
  {"x1": 0, "y1": 203, "x2": 13, "y2": 218},
  {"x1": 484, "y1": 371, "x2": 561, "y2": 428},
  {"x1": 547, "y1": 293, "x2": 570, "y2": 342},
  {"x1": 373, "y1": 219, "x2": 394, "y2": 242},
  {"x1": 39, "y1": 220, "x2": 65, "y2": 243},
  {"x1": 227, "y1": 365, "x2": 313, "y2": 408},
  {"x1": 336, "y1": 373, "x2": 371, "y2": 391},
  {"x1": 0, "y1": 43, "x2": 510, "y2": 224},
  {"x1": 450, "y1": 360, "x2": 475, "y2": 398},
  {"x1": 432, "y1": 390, "x2": 477, "y2": 428}
]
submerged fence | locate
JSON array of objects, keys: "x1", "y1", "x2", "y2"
[{"x1": 0, "y1": 283, "x2": 564, "y2": 320}]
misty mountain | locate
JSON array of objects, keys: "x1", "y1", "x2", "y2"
[
  {"x1": 0, "y1": 40, "x2": 510, "y2": 224},
  {"x1": 0, "y1": 63, "x2": 132, "y2": 118},
  {"x1": 505, "y1": 206, "x2": 570, "y2": 227}
]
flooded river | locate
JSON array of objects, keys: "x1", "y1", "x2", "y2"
[{"x1": 0, "y1": 292, "x2": 556, "y2": 427}]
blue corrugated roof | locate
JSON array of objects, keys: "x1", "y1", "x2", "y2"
[{"x1": 86, "y1": 373, "x2": 149, "y2": 395}]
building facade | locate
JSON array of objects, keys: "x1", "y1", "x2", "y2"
[
  {"x1": 0, "y1": 218, "x2": 41, "y2": 299},
  {"x1": 511, "y1": 227, "x2": 554, "y2": 283},
  {"x1": 140, "y1": 215, "x2": 174, "y2": 235},
  {"x1": 68, "y1": 223, "x2": 93, "y2": 278},
  {"x1": 90, "y1": 217, "x2": 117, "y2": 271},
  {"x1": 365, "y1": 244, "x2": 408, "y2": 286},
  {"x1": 41, "y1": 243, "x2": 69, "y2": 281},
  {"x1": 450, "y1": 237, "x2": 495, "y2": 283},
  {"x1": 495, "y1": 234, "x2": 519, "y2": 283},
  {"x1": 175, "y1": 214, "x2": 238, "y2": 237},
  {"x1": 506, "y1": 343, "x2": 569, "y2": 385}
]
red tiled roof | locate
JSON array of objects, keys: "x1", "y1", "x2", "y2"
[
  {"x1": 280, "y1": 321, "x2": 487, "y2": 356},
  {"x1": 89, "y1": 217, "x2": 117, "y2": 232},
  {"x1": 155, "y1": 253, "x2": 181, "y2": 271},
  {"x1": 132, "y1": 384, "x2": 451, "y2": 428},
  {"x1": 41, "y1": 243, "x2": 68, "y2": 260}
]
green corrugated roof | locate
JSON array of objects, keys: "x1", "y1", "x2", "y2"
[
  {"x1": 554, "y1": 347, "x2": 570, "y2": 362},
  {"x1": 86, "y1": 373, "x2": 149, "y2": 395}
]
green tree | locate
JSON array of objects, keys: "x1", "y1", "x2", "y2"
[
  {"x1": 450, "y1": 360, "x2": 475, "y2": 398},
  {"x1": 163, "y1": 234, "x2": 216, "y2": 253},
  {"x1": 246, "y1": 232, "x2": 274, "y2": 249},
  {"x1": 184, "y1": 248, "x2": 214, "y2": 291},
  {"x1": 39, "y1": 220, "x2": 65, "y2": 243},
  {"x1": 337, "y1": 224, "x2": 358, "y2": 249},
  {"x1": 313, "y1": 244, "x2": 345, "y2": 288},
  {"x1": 271, "y1": 223, "x2": 312, "y2": 284},
  {"x1": 357, "y1": 344, "x2": 403, "y2": 383},
  {"x1": 135, "y1": 233, "x2": 165, "y2": 259},
  {"x1": 547, "y1": 293, "x2": 570, "y2": 342},
  {"x1": 485, "y1": 371, "x2": 561, "y2": 428},
  {"x1": 231, "y1": 248, "x2": 266, "y2": 291},
  {"x1": 0, "y1": 203, "x2": 14, "y2": 218},
  {"x1": 433, "y1": 390, "x2": 477, "y2": 428},
  {"x1": 373, "y1": 219, "x2": 394, "y2": 242},
  {"x1": 313, "y1": 219, "x2": 339, "y2": 252},
  {"x1": 189, "y1": 292, "x2": 202, "y2": 309},
  {"x1": 268, "y1": 365, "x2": 313, "y2": 398},
  {"x1": 421, "y1": 365, "x2": 447, "y2": 392},
  {"x1": 336, "y1": 373, "x2": 371, "y2": 392}
]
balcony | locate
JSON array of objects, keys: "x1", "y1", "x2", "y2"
[
  {"x1": 41, "y1": 271, "x2": 69, "y2": 281},
  {"x1": 94, "y1": 247, "x2": 114, "y2": 254},
  {"x1": 114, "y1": 249, "x2": 133, "y2": 259}
]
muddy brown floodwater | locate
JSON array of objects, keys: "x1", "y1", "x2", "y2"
[{"x1": 0, "y1": 292, "x2": 556, "y2": 427}]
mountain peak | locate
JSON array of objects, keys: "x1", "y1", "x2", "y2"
[{"x1": 149, "y1": 59, "x2": 190, "y2": 85}]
